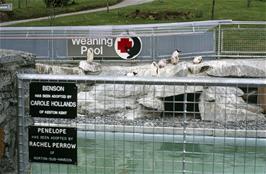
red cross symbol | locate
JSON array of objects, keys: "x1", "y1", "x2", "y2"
[{"x1": 117, "y1": 38, "x2": 132, "y2": 53}]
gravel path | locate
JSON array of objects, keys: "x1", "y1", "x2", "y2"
[
  {"x1": 34, "y1": 114, "x2": 266, "y2": 130},
  {"x1": 0, "y1": 0, "x2": 154, "y2": 26}
]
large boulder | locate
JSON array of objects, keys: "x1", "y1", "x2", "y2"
[
  {"x1": 137, "y1": 95, "x2": 164, "y2": 111},
  {"x1": 157, "y1": 62, "x2": 189, "y2": 77},
  {"x1": 187, "y1": 59, "x2": 266, "y2": 77},
  {"x1": 0, "y1": 49, "x2": 35, "y2": 70},
  {"x1": 78, "y1": 89, "x2": 138, "y2": 116},
  {"x1": 207, "y1": 64, "x2": 266, "y2": 77},
  {"x1": 199, "y1": 87, "x2": 265, "y2": 122},
  {"x1": 153, "y1": 85, "x2": 203, "y2": 98},
  {"x1": 79, "y1": 61, "x2": 102, "y2": 74},
  {"x1": 36, "y1": 63, "x2": 84, "y2": 75}
]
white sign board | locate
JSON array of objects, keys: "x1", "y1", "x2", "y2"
[
  {"x1": 68, "y1": 34, "x2": 142, "y2": 60},
  {"x1": 0, "y1": 3, "x2": 12, "y2": 11}
]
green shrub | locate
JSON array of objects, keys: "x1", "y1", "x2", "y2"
[
  {"x1": 43, "y1": 0, "x2": 72, "y2": 7},
  {"x1": 194, "y1": 9, "x2": 203, "y2": 18}
]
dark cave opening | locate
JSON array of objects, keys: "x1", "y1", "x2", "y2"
[
  {"x1": 163, "y1": 93, "x2": 201, "y2": 118},
  {"x1": 239, "y1": 87, "x2": 258, "y2": 104}
]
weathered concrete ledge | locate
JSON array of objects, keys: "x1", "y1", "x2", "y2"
[{"x1": 35, "y1": 123, "x2": 266, "y2": 138}]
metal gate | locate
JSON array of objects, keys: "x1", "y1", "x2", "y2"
[{"x1": 17, "y1": 74, "x2": 266, "y2": 174}]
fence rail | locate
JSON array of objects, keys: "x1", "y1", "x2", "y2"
[{"x1": 2, "y1": 20, "x2": 266, "y2": 60}]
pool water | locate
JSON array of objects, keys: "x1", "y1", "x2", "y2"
[{"x1": 32, "y1": 137, "x2": 266, "y2": 174}]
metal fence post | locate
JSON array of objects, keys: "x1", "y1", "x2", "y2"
[
  {"x1": 182, "y1": 85, "x2": 188, "y2": 174},
  {"x1": 152, "y1": 28, "x2": 155, "y2": 60},
  {"x1": 17, "y1": 77, "x2": 26, "y2": 174},
  {"x1": 217, "y1": 24, "x2": 221, "y2": 59}
]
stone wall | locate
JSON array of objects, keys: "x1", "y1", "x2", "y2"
[{"x1": 0, "y1": 49, "x2": 35, "y2": 174}]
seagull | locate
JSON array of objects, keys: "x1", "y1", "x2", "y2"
[
  {"x1": 158, "y1": 59, "x2": 167, "y2": 68},
  {"x1": 126, "y1": 72, "x2": 138, "y2": 77},
  {"x1": 170, "y1": 49, "x2": 181, "y2": 65},
  {"x1": 193, "y1": 56, "x2": 203, "y2": 64},
  {"x1": 87, "y1": 49, "x2": 94, "y2": 63}
]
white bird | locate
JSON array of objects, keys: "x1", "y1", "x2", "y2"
[
  {"x1": 151, "y1": 61, "x2": 159, "y2": 76},
  {"x1": 87, "y1": 49, "x2": 94, "y2": 63},
  {"x1": 158, "y1": 59, "x2": 167, "y2": 68},
  {"x1": 126, "y1": 72, "x2": 138, "y2": 77},
  {"x1": 193, "y1": 56, "x2": 203, "y2": 64},
  {"x1": 170, "y1": 49, "x2": 181, "y2": 65}
]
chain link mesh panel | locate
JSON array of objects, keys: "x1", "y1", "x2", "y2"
[{"x1": 17, "y1": 75, "x2": 266, "y2": 174}]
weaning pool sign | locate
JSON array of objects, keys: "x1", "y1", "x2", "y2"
[
  {"x1": 68, "y1": 34, "x2": 142, "y2": 60},
  {"x1": 28, "y1": 126, "x2": 77, "y2": 165}
]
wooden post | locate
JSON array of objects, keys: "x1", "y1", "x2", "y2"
[
  {"x1": 0, "y1": 128, "x2": 4, "y2": 159},
  {"x1": 258, "y1": 87, "x2": 266, "y2": 113},
  {"x1": 211, "y1": 0, "x2": 216, "y2": 20},
  {"x1": 106, "y1": 0, "x2": 109, "y2": 12}
]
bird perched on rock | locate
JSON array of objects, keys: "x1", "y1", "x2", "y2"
[
  {"x1": 158, "y1": 59, "x2": 167, "y2": 68},
  {"x1": 126, "y1": 71, "x2": 138, "y2": 77},
  {"x1": 170, "y1": 49, "x2": 181, "y2": 65},
  {"x1": 87, "y1": 49, "x2": 94, "y2": 63},
  {"x1": 193, "y1": 56, "x2": 203, "y2": 64},
  {"x1": 151, "y1": 61, "x2": 159, "y2": 76}
]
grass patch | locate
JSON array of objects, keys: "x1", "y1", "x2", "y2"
[
  {"x1": 12, "y1": 0, "x2": 266, "y2": 26},
  {"x1": 4, "y1": 0, "x2": 121, "y2": 21}
]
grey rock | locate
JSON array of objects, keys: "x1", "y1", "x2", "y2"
[
  {"x1": 137, "y1": 95, "x2": 164, "y2": 111},
  {"x1": 101, "y1": 62, "x2": 189, "y2": 78},
  {"x1": 144, "y1": 122, "x2": 155, "y2": 127},
  {"x1": 188, "y1": 64, "x2": 212, "y2": 74},
  {"x1": 35, "y1": 63, "x2": 85, "y2": 75},
  {"x1": 202, "y1": 86, "x2": 244, "y2": 102},
  {"x1": 0, "y1": 49, "x2": 34, "y2": 173},
  {"x1": 78, "y1": 91, "x2": 137, "y2": 116},
  {"x1": 157, "y1": 62, "x2": 188, "y2": 77},
  {"x1": 0, "y1": 49, "x2": 35, "y2": 68},
  {"x1": 207, "y1": 64, "x2": 266, "y2": 77},
  {"x1": 0, "y1": 100, "x2": 10, "y2": 114},
  {"x1": 153, "y1": 85, "x2": 203, "y2": 98},
  {"x1": 88, "y1": 84, "x2": 150, "y2": 98},
  {"x1": 115, "y1": 105, "x2": 161, "y2": 120},
  {"x1": 0, "y1": 71, "x2": 12, "y2": 89},
  {"x1": 79, "y1": 61, "x2": 102, "y2": 73},
  {"x1": 199, "y1": 87, "x2": 265, "y2": 122}
]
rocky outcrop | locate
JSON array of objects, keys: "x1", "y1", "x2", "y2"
[
  {"x1": 137, "y1": 95, "x2": 164, "y2": 111},
  {"x1": 79, "y1": 61, "x2": 102, "y2": 74},
  {"x1": 0, "y1": 49, "x2": 35, "y2": 174},
  {"x1": 77, "y1": 59, "x2": 265, "y2": 122},
  {"x1": 36, "y1": 63, "x2": 84, "y2": 75},
  {"x1": 186, "y1": 59, "x2": 266, "y2": 77},
  {"x1": 34, "y1": 58, "x2": 265, "y2": 123},
  {"x1": 35, "y1": 61, "x2": 102, "y2": 75},
  {"x1": 199, "y1": 87, "x2": 264, "y2": 122},
  {"x1": 207, "y1": 64, "x2": 266, "y2": 77}
]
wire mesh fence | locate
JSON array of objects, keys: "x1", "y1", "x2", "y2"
[
  {"x1": 17, "y1": 74, "x2": 266, "y2": 174},
  {"x1": 221, "y1": 28, "x2": 266, "y2": 55}
]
